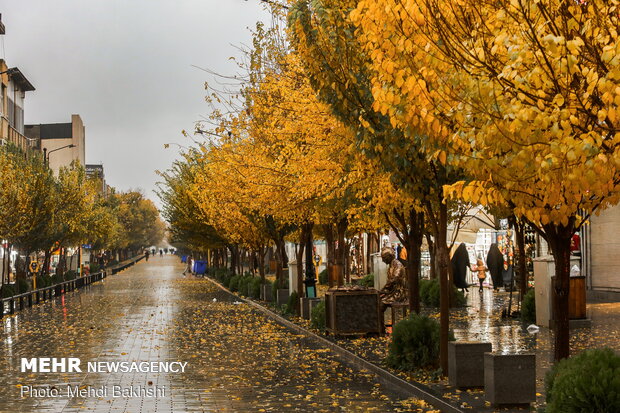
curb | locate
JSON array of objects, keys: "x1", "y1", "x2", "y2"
[{"x1": 206, "y1": 277, "x2": 464, "y2": 413}]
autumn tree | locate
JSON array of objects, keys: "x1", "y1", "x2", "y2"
[
  {"x1": 288, "y1": 0, "x2": 474, "y2": 372},
  {"x1": 353, "y1": 0, "x2": 620, "y2": 361}
]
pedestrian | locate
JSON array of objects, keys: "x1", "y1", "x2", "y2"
[
  {"x1": 471, "y1": 258, "x2": 488, "y2": 293},
  {"x1": 159, "y1": 249, "x2": 163, "y2": 257},
  {"x1": 183, "y1": 255, "x2": 193, "y2": 276},
  {"x1": 98, "y1": 253, "x2": 106, "y2": 270},
  {"x1": 451, "y1": 243, "x2": 470, "y2": 293},
  {"x1": 145, "y1": 250, "x2": 150, "y2": 262}
]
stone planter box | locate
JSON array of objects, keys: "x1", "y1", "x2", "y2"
[
  {"x1": 448, "y1": 342, "x2": 492, "y2": 388},
  {"x1": 301, "y1": 297, "x2": 321, "y2": 320},
  {"x1": 484, "y1": 353, "x2": 536, "y2": 405},
  {"x1": 325, "y1": 289, "x2": 382, "y2": 335},
  {"x1": 260, "y1": 284, "x2": 273, "y2": 302},
  {"x1": 276, "y1": 289, "x2": 290, "y2": 306}
]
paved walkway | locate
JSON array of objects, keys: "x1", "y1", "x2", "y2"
[{"x1": 0, "y1": 256, "x2": 432, "y2": 413}]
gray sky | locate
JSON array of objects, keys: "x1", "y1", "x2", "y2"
[{"x1": 0, "y1": 0, "x2": 270, "y2": 207}]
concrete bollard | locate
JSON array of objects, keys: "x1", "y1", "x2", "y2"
[
  {"x1": 484, "y1": 353, "x2": 536, "y2": 405},
  {"x1": 276, "y1": 289, "x2": 289, "y2": 306},
  {"x1": 301, "y1": 297, "x2": 321, "y2": 320},
  {"x1": 448, "y1": 341, "x2": 492, "y2": 388},
  {"x1": 260, "y1": 284, "x2": 273, "y2": 302}
]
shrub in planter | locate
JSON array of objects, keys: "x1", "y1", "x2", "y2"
[
  {"x1": 237, "y1": 276, "x2": 248, "y2": 296},
  {"x1": 318, "y1": 269, "x2": 328, "y2": 285},
  {"x1": 286, "y1": 291, "x2": 299, "y2": 315},
  {"x1": 249, "y1": 277, "x2": 262, "y2": 299},
  {"x1": 90, "y1": 263, "x2": 101, "y2": 274},
  {"x1": 17, "y1": 278, "x2": 30, "y2": 293},
  {"x1": 544, "y1": 348, "x2": 620, "y2": 413},
  {"x1": 36, "y1": 275, "x2": 51, "y2": 289},
  {"x1": 239, "y1": 275, "x2": 254, "y2": 296},
  {"x1": 272, "y1": 277, "x2": 289, "y2": 300},
  {"x1": 310, "y1": 301, "x2": 326, "y2": 331},
  {"x1": 521, "y1": 289, "x2": 536, "y2": 324},
  {"x1": 419, "y1": 278, "x2": 466, "y2": 308},
  {"x1": 359, "y1": 273, "x2": 374, "y2": 288},
  {"x1": 1, "y1": 285, "x2": 16, "y2": 298},
  {"x1": 228, "y1": 275, "x2": 241, "y2": 292},
  {"x1": 386, "y1": 313, "x2": 454, "y2": 370},
  {"x1": 420, "y1": 279, "x2": 433, "y2": 305},
  {"x1": 51, "y1": 272, "x2": 64, "y2": 285},
  {"x1": 64, "y1": 270, "x2": 77, "y2": 281}
]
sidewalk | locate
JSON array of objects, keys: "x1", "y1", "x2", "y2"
[
  {"x1": 0, "y1": 256, "x2": 439, "y2": 412},
  {"x1": 222, "y1": 278, "x2": 620, "y2": 412}
]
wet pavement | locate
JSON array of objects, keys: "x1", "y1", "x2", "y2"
[
  {"x1": 326, "y1": 285, "x2": 620, "y2": 412},
  {"x1": 0, "y1": 256, "x2": 435, "y2": 413}
]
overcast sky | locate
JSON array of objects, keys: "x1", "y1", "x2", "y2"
[{"x1": 0, "y1": 0, "x2": 270, "y2": 207}]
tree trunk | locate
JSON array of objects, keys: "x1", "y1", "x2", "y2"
[
  {"x1": 258, "y1": 245, "x2": 266, "y2": 282},
  {"x1": 426, "y1": 200, "x2": 450, "y2": 375},
  {"x1": 425, "y1": 233, "x2": 436, "y2": 280},
  {"x1": 323, "y1": 224, "x2": 336, "y2": 288},
  {"x1": 544, "y1": 220, "x2": 576, "y2": 361},
  {"x1": 296, "y1": 226, "x2": 308, "y2": 299},
  {"x1": 334, "y1": 217, "x2": 348, "y2": 287},
  {"x1": 406, "y1": 210, "x2": 424, "y2": 314},
  {"x1": 228, "y1": 245, "x2": 237, "y2": 275},
  {"x1": 384, "y1": 208, "x2": 425, "y2": 314},
  {"x1": 514, "y1": 220, "x2": 528, "y2": 301},
  {"x1": 305, "y1": 226, "x2": 316, "y2": 287}
]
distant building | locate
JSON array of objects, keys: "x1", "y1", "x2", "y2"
[
  {"x1": 86, "y1": 163, "x2": 108, "y2": 197},
  {"x1": 0, "y1": 16, "x2": 36, "y2": 151},
  {"x1": 25, "y1": 114, "x2": 86, "y2": 175}
]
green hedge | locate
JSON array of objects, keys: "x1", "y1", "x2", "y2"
[
  {"x1": 545, "y1": 348, "x2": 620, "y2": 413},
  {"x1": 386, "y1": 313, "x2": 454, "y2": 371},
  {"x1": 16, "y1": 278, "x2": 30, "y2": 294},
  {"x1": 359, "y1": 273, "x2": 374, "y2": 288},
  {"x1": 318, "y1": 269, "x2": 328, "y2": 285},
  {"x1": 249, "y1": 277, "x2": 262, "y2": 299},
  {"x1": 521, "y1": 289, "x2": 536, "y2": 324},
  {"x1": 310, "y1": 301, "x2": 326, "y2": 331},
  {"x1": 419, "y1": 278, "x2": 466, "y2": 308},
  {"x1": 286, "y1": 290, "x2": 299, "y2": 315},
  {"x1": 1, "y1": 285, "x2": 16, "y2": 298}
]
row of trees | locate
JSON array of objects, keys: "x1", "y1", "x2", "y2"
[
  {"x1": 160, "y1": 0, "x2": 620, "y2": 368},
  {"x1": 0, "y1": 145, "x2": 165, "y2": 287}
]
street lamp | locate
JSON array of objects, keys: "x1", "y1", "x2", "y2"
[
  {"x1": 44, "y1": 144, "x2": 75, "y2": 167},
  {"x1": 0, "y1": 67, "x2": 18, "y2": 76}
]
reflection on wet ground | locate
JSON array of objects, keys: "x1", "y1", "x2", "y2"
[
  {"x1": 432, "y1": 286, "x2": 620, "y2": 410},
  {"x1": 0, "y1": 256, "x2": 434, "y2": 412}
]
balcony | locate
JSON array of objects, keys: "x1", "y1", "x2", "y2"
[{"x1": 6, "y1": 125, "x2": 35, "y2": 151}]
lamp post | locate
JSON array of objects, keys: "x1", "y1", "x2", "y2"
[{"x1": 44, "y1": 144, "x2": 75, "y2": 167}]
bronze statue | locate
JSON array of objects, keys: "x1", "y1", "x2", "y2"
[{"x1": 379, "y1": 247, "x2": 407, "y2": 305}]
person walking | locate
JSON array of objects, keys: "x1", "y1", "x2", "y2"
[
  {"x1": 145, "y1": 250, "x2": 150, "y2": 262},
  {"x1": 471, "y1": 258, "x2": 488, "y2": 293},
  {"x1": 183, "y1": 255, "x2": 193, "y2": 276}
]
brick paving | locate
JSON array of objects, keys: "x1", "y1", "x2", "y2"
[{"x1": 0, "y1": 256, "x2": 433, "y2": 413}]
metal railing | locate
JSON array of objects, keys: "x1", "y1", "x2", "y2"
[{"x1": 0, "y1": 255, "x2": 144, "y2": 316}]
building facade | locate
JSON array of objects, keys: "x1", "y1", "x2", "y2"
[
  {"x1": 25, "y1": 114, "x2": 86, "y2": 174},
  {"x1": 0, "y1": 62, "x2": 35, "y2": 151}
]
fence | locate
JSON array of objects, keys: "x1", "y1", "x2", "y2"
[{"x1": 0, "y1": 255, "x2": 144, "y2": 316}]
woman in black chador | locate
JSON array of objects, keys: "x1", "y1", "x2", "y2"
[
  {"x1": 486, "y1": 243, "x2": 504, "y2": 291},
  {"x1": 451, "y1": 243, "x2": 470, "y2": 291}
]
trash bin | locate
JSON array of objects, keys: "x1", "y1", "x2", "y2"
[
  {"x1": 181, "y1": 255, "x2": 187, "y2": 263},
  {"x1": 194, "y1": 260, "x2": 207, "y2": 275}
]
